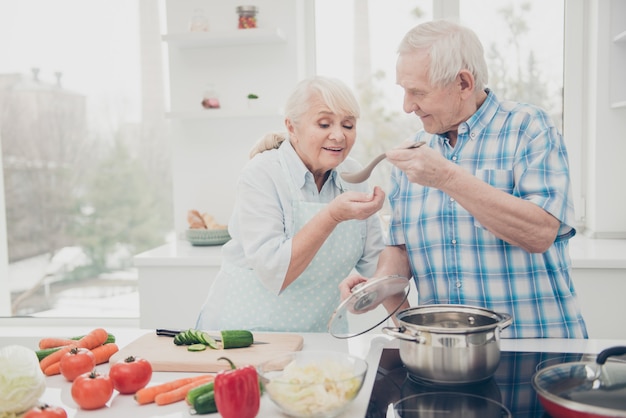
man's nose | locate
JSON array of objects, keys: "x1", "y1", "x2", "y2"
[{"x1": 403, "y1": 95, "x2": 418, "y2": 114}]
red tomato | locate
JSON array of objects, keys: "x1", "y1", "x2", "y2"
[
  {"x1": 109, "y1": 355, "x2": 153, "y2": 394},
  {"x1": 23, "y1": 404, "x2": 68, "y2": 418},
  {"x1": 59, "y1": 347, "x2": 96, "y2": 381},
  {"x1": 71, "y1": 370, "x2": 114, "y2": 410}
]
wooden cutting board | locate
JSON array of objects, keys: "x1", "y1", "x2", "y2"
[{"x1": 110, "y1": 332, "x2": 304, "y2": 372}]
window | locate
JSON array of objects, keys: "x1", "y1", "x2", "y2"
[{"x1": 0, "y1": 0, "x2": 172, "y2": 319}]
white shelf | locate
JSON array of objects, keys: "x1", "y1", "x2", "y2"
[
  {"x1": 162, "y1": 28, "x2": 286, "y2": 48},
  {"x1": 165, "y1": 107, "x2": 282, "y2": 119},
  {"x1": 610, "y1": 101, "x2": 626, "y2": 109}
]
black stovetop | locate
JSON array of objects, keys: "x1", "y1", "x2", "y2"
[{"x1": 366, "y1": 348, "x2": 592, "y2": 418}]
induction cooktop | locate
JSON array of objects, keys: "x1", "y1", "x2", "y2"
[{"x1": 366, "y1": 348, "x2": 593, "y2": 418}]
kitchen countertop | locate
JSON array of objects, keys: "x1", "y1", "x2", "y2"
[
  {"x1": 3, "y1": 325, "x2": 626, "y2": 417},
  {"x1": 135, "y1": 234, "x2": 626, "y2": 269}
]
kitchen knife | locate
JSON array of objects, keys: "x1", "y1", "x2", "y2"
[{"x1": 155, "y1": 328, "x2": 270, "y2": 344}]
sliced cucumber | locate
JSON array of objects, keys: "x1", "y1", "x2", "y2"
[{"x1": 188, "y1": 343, "x2": 207, "y2": 352}]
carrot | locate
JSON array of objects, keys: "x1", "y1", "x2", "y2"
[
  {"x1": 38, "y1": 338, "x2": 76, "y2": 350},
  {"x1": 134, "y1": 374, "x2": 215, "y2": 405},
  {"x1": 39, "y1": 345, "x2": 75, "y2": 372},
  {"x1": 154, "y1": 376, "x2": 214, "y2": 406},
  {"x1": 75, "y1": 328, "x2": 109, "y2": 350},
  {"x1": 38, "y1": 332, "x2": 116, "y2": 350},
  {"x1": 43, "y1": 361, "x2": 62, "y2": 376},
  {"x1": 91, "y1": 342, "x2": 119, "y2": 364}
]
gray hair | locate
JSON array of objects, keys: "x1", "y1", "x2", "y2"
[
  {"x1": 249, "y1": 76, "x2": 360, "y2": 158},
  {"x1": 285, "y1": 75, "x2": 360, "y2": 126},
  {"x1": 397, "y1": 20, "x2": 488, "y2": 91}
]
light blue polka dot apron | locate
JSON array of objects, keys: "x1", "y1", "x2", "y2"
[{"x1": 196, "y1": 151, "x2": 365, "y2": 332}]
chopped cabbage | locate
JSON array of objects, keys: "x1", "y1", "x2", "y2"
[
  {"x1": 0, "y1": 345, "x2": 46, "y2": 414},
  {"x1": 266, "y1": 359, "x2": 362, "y2": 417}
]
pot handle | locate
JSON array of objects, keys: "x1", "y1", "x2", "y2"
[
  {"x1": 596, "y1": 346, "x2": 626, "y2": 365},
  {"x1": 382, "y1": 326, "x2": 426, "y2": 344},
  {"x1": 497, "y1": 312, "x2": 513, "y2": 331}
]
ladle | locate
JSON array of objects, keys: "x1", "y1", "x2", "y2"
[{"x1": 340, "y1": 141, "x2": 426, "y2": 183}]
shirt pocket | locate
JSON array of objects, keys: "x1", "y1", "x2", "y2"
[
  {"x1": 475, "y1": 169, "x2": 514, "y2": 193},
  {"x1": 473, "y1": 169, "x2": 514, "y2": 230}
]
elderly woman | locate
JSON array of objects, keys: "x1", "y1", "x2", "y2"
[{"x1": 196, "y1": 76, "x2": 385, "y2": 332}]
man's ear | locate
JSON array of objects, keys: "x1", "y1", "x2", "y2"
[{"x1": 458, "y1": 70, "x2": 475, "y2": 98}]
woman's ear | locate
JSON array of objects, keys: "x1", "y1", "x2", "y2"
[{"x1": 285, "y1": 118, "x2": 296, "y2": 142}]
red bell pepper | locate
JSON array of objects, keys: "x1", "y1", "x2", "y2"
[{"x1": 214, "y1": 357, "x2": 260, "y2": 418}]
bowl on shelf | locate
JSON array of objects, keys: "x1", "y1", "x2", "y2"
[
  {"x1": 185, "y1": 228, "x2": 231, "y2": 246},
  {"x1": 257, "y1": 350, "x2": 368, "y2": 418}
]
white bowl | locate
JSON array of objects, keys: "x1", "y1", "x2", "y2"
[{"x1": 257, "y1": 351, "x2": 368, "y2": 418}]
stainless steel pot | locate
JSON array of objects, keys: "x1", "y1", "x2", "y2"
[{"x1": 382, "y1": 304, "x2": 512, "y2": 384}]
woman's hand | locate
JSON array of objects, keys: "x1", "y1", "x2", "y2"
[
  {"x1": 339, "y1": 273, "x2": 368, "y2": 301},
  {"x1": 327, "y1": 186, "x2": 385, "y2": 223}
]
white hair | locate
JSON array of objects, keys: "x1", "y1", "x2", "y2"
[{"x1": 398, "y1": 20, "x2": 488, "y2": 91}]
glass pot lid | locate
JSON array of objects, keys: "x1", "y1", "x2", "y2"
[{"x1": 327, "y1": 275, "x2": 410, "y2": 338}]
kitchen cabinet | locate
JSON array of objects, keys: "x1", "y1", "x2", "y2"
[{"x1": 610, "y1": 0, "x2": 626, "y2": 108}]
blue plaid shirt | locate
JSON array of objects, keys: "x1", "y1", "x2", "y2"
[{"x1": 388, "y1": 90, "x2": 588, "y2": 339}]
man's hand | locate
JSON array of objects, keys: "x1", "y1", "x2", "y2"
[{"x1": 386, "y1": 145, "x2": 455, "y2": 189}]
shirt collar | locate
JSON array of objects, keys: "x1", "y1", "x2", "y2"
[{"x1": 463, "y1": 88, "x2": 499, "y2": 140}]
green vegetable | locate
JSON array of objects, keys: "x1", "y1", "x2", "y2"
[
  {"x1": 173, "y1": 329, "x2": 218, "y2": 349},
  {"x1": 247, "y1": 93, "x2": 259, "y2": 99},
  {"x1": 221, "y1": 330, "x2": 254, "y2": 349},
  {"x1": 173, "y1": 329, "x2": 254, "y2": 349},
  {"x1": 35, "y1": 346, "x2": 62, "y2": 362},
  {"x1": 187, "y1": 381, "x2": 217, "y2": 414},
  {"x1": 0, "y1": 345, "x2": 46, "y2": 414},
  {"x1": 188, "y1": 343, "x2": 207, "y2": 352}
]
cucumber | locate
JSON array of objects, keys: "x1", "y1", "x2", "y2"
[
  {"x1": 174, "y1": 329, "x2": 252, "y2": 349},
  {"x1": 220, "y1": 330, "x2": 254, "y2": 349},
  {"x1": 187, "y1": 381, "x2": 216, "y2": 414},
  {"x1": 188, "y1": 343, "x2": 207, "y2": 352},
  {"x1": 174, "y1": 329, "x2": 218, "y2": 349},
  {"x1": 190, "y1": 390, "x2": 217, "y2": 414},
  {"x1": 36, "y1": 346, "x2": 62, "y2": 362},
  {"x1": 186, "y1": 381, "x2": 214, "y2": 405}
]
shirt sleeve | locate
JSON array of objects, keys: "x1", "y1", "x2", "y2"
[
  {"x1": 514, "y1": 111, "x2": 577, "y2": 240},
  {"x1": 231, "y1": 154, "x2": 293, "y2": 294}
]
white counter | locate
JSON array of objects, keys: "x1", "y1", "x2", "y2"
[
  {"x1": 135, "y1": 235, "x2": 626, "y2": 338},
  {"x1": 3, "y1": 324, "x2": 626, "y2": 418}
]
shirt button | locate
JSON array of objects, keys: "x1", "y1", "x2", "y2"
[
  {"x1": 450, "y1": 197, "x2": 455, "y2": 202},
  {"x1": 451, "y1": 239, "x2": 457, "y2": 244},
  {"x1": 452, "y1": 156, "x2": 458, "y2": 161},
  {"x1": 456, "y1": 281, "x2": 462, "y2": 288},
  {"x1": 470, "y1": 132, "x2": 476, "y2": 138}
]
